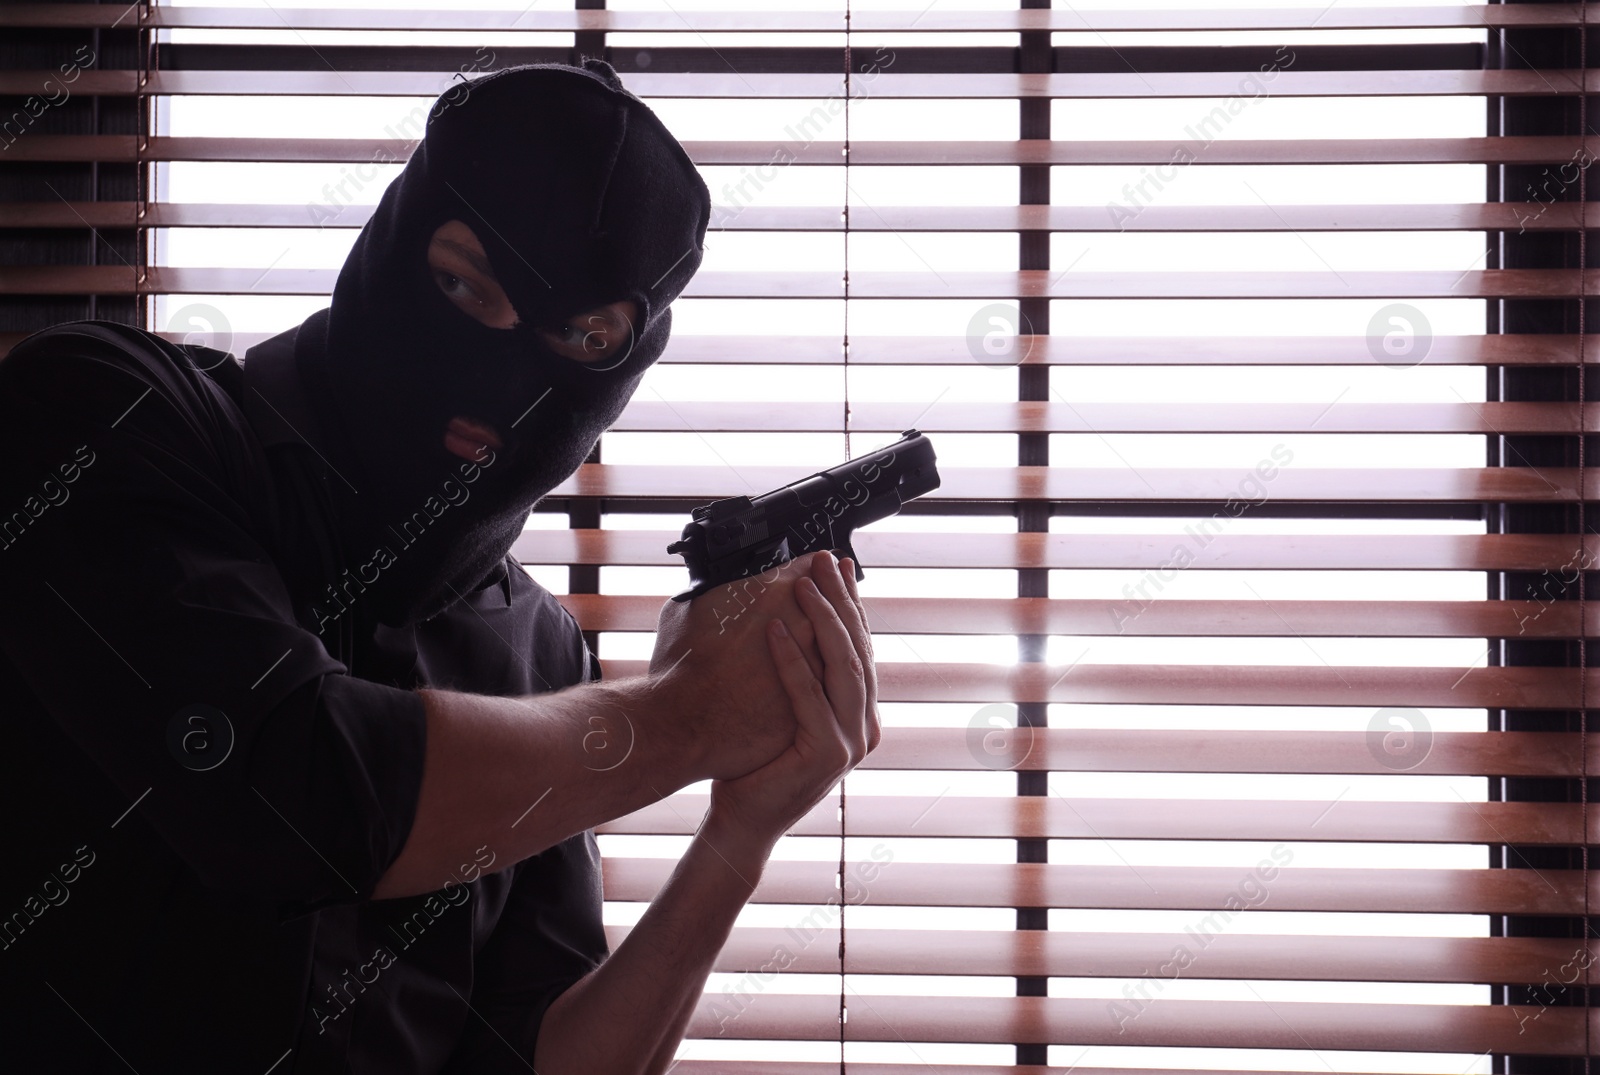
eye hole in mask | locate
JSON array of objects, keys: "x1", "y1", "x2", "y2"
[
  {"x1": 537, "y1": 302, "x2": 636, "y2": 370},
  {"x1": 426, "y1": 218, "x2": 636, "y2": 367}
]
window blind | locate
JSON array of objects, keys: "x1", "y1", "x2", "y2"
[{"x1": 1, "y1": 2, "x2": 1595, "y2": 1072}]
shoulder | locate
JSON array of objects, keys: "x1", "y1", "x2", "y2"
[
  {"x1": 0, "y1": 320, "x2": 260, "y2": 495},
  {"x1": 3, "y1": 320, "x2": 241, "y2": 434},
  {"x1": 7, "y1": 319, "x2": 206, "y2": 392}
]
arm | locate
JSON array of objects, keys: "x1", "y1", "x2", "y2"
[
  {"x1": 376, "y1": 547, "x2": 836, "y2": 900},
  {"x1": 376, "y1": 675, "x2": 694, "y2": 898},
  {"x1": 0, "y1": 328, "x2": 826, "y2": 914},
  {"x1": 547, "y1": 808, "x2": 775, "y2": 1075},
  {"x1": 0, "y1": 334, "x2": 436, "y2": 909},
  {"x1": 533, "y1": 550, "x2": 880, "y2": 1074}
]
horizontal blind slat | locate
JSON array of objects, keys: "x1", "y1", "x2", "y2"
[
  {"x1": 11, "y1": 201, "x2": 1594, "y2": 233},
  {"x1": 5, "y1": 4, "x2": 1592, "y2": 32},
  {"x1": 10, "y1": 135, "x2": 1599, "y2": 166},
  {"x1": 519, "y1": 530, "x2": 1597, "y2": 571},
  {"x1": 680, "y1": 993, "x2": 1587, "y2": 1053},
  {"x1": 11, "y1": 266, "x2": 1598, "y2": 299},
  {"x1": 603, "y1": 859, "x2": 1593, "y2": 914},
  {"x1": 594, "y1": 661, "x2": 1600, "y2": 710},
  {"x1": 558, "y1": 594, "x2": 1597, "y2": 638},
  {"x1": 591, "y1": 727, "x2": 1596, "y2": 776},
  {"x1": 843, "y1": 333, "x2": 1593, "y2": 366},
  {"x1": 599, "y1": 794, "x2": 1596, "y2": 844},
  {"x1": 548, "y1": 463, "x2": 1596, "y2": 502},
  {"x1": 606, "y1": 400, "x2": 1598, "y2": 435},
  {"x1": 1, "y1": 332, "x2": 1589, "y2": 366},
  {"x1": 10, "y1": 68, "x2": 1597, "y2": 99},
  {"x1": 611, "y1": 926, "x2": 1597, "y2": 985}
]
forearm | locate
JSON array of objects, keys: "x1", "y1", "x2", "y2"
[
  {"x1": 531, "y1": 553, "x2": 874, "y2": 1071},
  {"x1": 374, "y1": 674, "x2": 702, "y2": 899},
  {"x1": 534, "y1": 812, "x2": 777, "y2": 1074}
]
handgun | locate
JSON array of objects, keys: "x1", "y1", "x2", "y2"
[{"x1": 667, "y1": 429, "x2": 940, "y2": 602}]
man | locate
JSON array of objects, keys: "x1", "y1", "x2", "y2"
[{"x1": 0, "y1": 59, "x2": 878, "y2": 1073}]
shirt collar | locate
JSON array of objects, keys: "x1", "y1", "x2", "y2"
[{"x1": 241, "y1": 310, "x2": 328, "y2": 452}]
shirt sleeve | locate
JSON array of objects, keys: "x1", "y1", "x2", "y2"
[
  {"x1": 0, "y1": 326, "x2": 428, "y2": 916},
  {"x1": 441, "y1": 831, "x2": 611, "y2": 1074},
  {"x1": 580, "y1": 610, "x2": 602, "y2": 685}
]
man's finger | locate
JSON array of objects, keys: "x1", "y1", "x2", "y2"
[
  {"x1": 802, "y1": 553, "x2": 870, "y2": 761},
  {"x1": 836, "y1": 555, "x2": 881, "y2": 752},
  {"x1": 766, "y1": 618, "x2": 848, "y2": 760}
]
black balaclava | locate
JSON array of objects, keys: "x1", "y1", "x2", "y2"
[{"x1": 292, "y1": 59, "x2": 710, "y2": 628}]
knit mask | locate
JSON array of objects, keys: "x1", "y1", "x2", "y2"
[{"x1": 293, "y1": 59, "x2": 710, "y2": 628}]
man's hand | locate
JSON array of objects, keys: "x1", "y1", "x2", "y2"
[
  {"x1": 649, "y1": 549, "x2": 834, "y2": 783},
  {"x1": 703, "y1": 549, "x2": 880, "y2": 852},
  {"x1": 378, "y1": 549, "x2": 851, "y2": 900},
  {"x1": 532, "y1": 549, "x2": 879, "y2": 1075}
]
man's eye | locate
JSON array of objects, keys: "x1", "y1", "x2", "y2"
[
  {"x1": 537, "y1": 307, "x2": 632, "y2": 365},
  {"x1": 435, "y1": 270, "x2": 478, "y2": 303},
  {"x1": 543, "y1": 321, "x2": 598, "y2": 350}
]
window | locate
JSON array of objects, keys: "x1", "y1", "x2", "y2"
[{"x1": 2, "y1": 1, "x2": 1593, "y2": 1070}]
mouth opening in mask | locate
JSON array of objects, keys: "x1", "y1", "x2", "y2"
[{"x1": 443, "y1": 416, "x2": 503, "y2": 463}]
